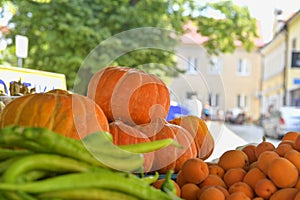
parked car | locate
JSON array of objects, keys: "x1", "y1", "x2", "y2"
[{"x1": 262, "y1": 106, "x2": 300, "y2": 139}]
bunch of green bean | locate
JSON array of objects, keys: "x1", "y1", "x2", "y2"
[{"x1": 0, "y1": 125, "x2": 182, "y2": 200}]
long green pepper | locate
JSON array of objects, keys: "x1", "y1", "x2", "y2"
[{"x1": 0, "y1": 171, "x2": 178, "y2": 200}]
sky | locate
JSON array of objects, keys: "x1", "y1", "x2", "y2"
[{"x1": 231, "y1": 0, "x2": 300, "y2": 43}]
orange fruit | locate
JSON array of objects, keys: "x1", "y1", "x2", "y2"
[
  {"x1": 257, "y1": 150, "x2": 280, "y2": 174},
  {"x1": 284, "y1": 149, "x2": 300, "y2": 172},
  {"x1": 267, "y1": 157, "x2": 299, "y2": 188},
  {"x1": 254, "y1": 178, "x2": 277, "y2": 199},
  {"x1": 241, "y1": 144, "x2": 257, "y2": 164},
  {"x1": 180, "y1": 183, "x2": 200, "y2": 200},
  {"x1": 197, "y1": 186, "x2": 225, "y2": 200},
  {"x1": 225, "y1": 191, "x2": 251, "y2": 200},
  {"x1": 242, "y1": 167, "x2": 266, "y2": 189},
  {"x1": 249, "y1": 161, "x2": 258, "y2": 169},
  {"x1": 217, "y1": 150, "x2": 249, "y2": 171},
  {"x1": 199, "y1": 174, "x2": 227, "y2": 189},
  {"x1": 294, "y1": 134, "x2": 300, "y2": 151},
  {"x1": 294, "y1": 176, "x2": 300, "y2": 189},
  {"x1": 269, "y1": 188, "x2": 299, "y2": 200},
  {"x1": 176, "y1": 170, "x2": 186, "y2": 187},
  {"x1": 295, "y1": 191, "x2": 300, "y2": 200},
  {"x1": 181, "y1": 158, "x2": 209, "y2": 184},
  {"x1": 274, "y1": 142, "x2": 294, "y2": 156},
  {"x1": 208, "y1": 164, "x2": 225, "y2": 178},
  {"x1": 197, "y1": 185, "x2": 229, "y2": 198},
  {"x1": 255, "y1": 141, "x2": 275, "y2": 158},
  {"x1": 282, "y1": 131, "x2": 300, "y2": 142},
  {"x1": 228, "y1": 182, "x2": 254, "y2": 199},
  {"x1": 223, "y1": 167, "x2": 246, "y2": 187}
]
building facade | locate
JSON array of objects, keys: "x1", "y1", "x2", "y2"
[
  {"x1": 168, "y1": 23, "x2": 263, "y2": 121},
  {"x1": 260, "y1": 10, "x2": 300, "y2": 113}
]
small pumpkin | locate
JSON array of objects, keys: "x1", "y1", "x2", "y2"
[
  {"x1": 109, "y1": 120, "x2": 154, "y2": 172},
  {"x1": 168, "y1": 115, "x2": 214, "y2": 160},
  {"x1": 136, "y1": 118, "x2": 197, "y2": 173},
  {"x1": 0, "y1": 89, "x2": 109, "y2": 139},
  {"x1": 87, "y1": 66, "x2": 170, "y2": 126}
]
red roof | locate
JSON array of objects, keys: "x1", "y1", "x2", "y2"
[{"x1": 181, "y1": 20, "x2": 265, "y2": 48}]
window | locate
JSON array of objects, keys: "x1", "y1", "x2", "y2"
[
  {"x1": 237, "y1": 94, "x2": 249, "y2": 109},
  {"x1": 208, "y1": 57, "x2": 222, "y2": 74},
  {"x1": 186, "y1": 57, "x2": 198, "y2": 74},
  {"x1": 237, "y1": 58, "x2": 251, "y2": 76},
  {"x1": 209, "y1": 93, "x2": 220, "y2": 107}
]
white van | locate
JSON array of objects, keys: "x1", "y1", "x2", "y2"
[{"x1": 262, "y1": 106, "x2": 300, "y2": 139}]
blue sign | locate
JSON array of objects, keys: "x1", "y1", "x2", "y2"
[{"x1": 294, "y1": 79, "x2": 300, "y2": 85}]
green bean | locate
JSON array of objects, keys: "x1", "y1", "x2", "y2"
[
  {"x1": 37, "y1": 188, "x2": 139, "y2": 200},
  {"x1": 0, "y1": 171, "x2": 178, "y2": 200}
]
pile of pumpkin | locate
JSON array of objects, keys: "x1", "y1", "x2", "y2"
[
  {"x1": 167, "y1": 132, "x2": 300, "y2": 200},
  {"x1": 0, "y1": 66, "x2": 214, "y2": 174}
]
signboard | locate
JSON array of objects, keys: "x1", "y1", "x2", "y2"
[
  {"x1": 0, "y1": 65, "x2": 67, "y2": 95},
  {"x1": 15, "y1": 35, "x2": 29, "y2": 58}
]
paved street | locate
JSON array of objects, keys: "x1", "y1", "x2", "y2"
[{"x1": 205, "y1": 121, "x2": 281, "y2": 162}]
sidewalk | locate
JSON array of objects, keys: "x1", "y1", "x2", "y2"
[{"x1": 205, "y1": 121, "x2": 248, "y2": 162}]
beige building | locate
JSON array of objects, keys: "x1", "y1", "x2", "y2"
[
  {"x1": 260, "y1": 10, "x2": 300, "y2": 113},
  {"x1": 168, "y1": 23, "x2": 264, "y2": 121}
]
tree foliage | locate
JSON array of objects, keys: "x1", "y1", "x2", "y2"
[{"x1": 2, "y1": 0, "x2": 258, "y2": 90}]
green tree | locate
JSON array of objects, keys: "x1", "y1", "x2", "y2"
[{"x1": 2, "y1": 0, "x2": 258, "y2": 90}]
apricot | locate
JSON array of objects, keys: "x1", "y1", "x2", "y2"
[
  {"x1": 199, "y1": 174, "x2": 227, "y2": 189},
  {"x1": 267, "y1": 157, "x2": 299, "y2": 188},
  {"x1": 176, "y1": 170, "x2": 186, "y2": 187},
  {"x1": 180, "y1": 183, "x2": 200, "y2": 200},
  {"x1": 228, "y1": 182, "x2": 254, "y2": 199},
  {"x1": 295, "y1": 191, "x2": 300, "y2": 200},
  {"x1": 225, "y1": 191, "x2": 251, "y2": 200},
  {"x1": 254, "y1": 178, "x2": 277, "y2": 199},
  {"x1": 197, "y1": 186, "x2": 225, "y2": 200},
  {"x1": 223, "y1": 167, "x2": 246, "y2": 187},
  {"x1": 255, "y1": 141, "x2": 275, "y2": 158},
  {"x1": 274, "y1": 142, "x2": 294, "y2": 156},
  {"x1": 257, "y1": 150, "x2": 280, "y2": 174},
  {"x1": 208, "y1": 164, "x2": 225, "y2": 178},
  {"x1": 217, "y1": 150, "x2": 249, "y2": 171},
  {"x1": 284, "y1": 149, "x2": 300, "y2": 172},
  {"x1": 294, "y1": 134, "x2": 300, "y2": 151},
  {"x1": 241, "y1": 144, "x2": 257, "y2": 164},
  {"x1": 269, "y1": 188, "x2": 299, "y2": 200},
  {"x1": 181, "y1": 158, "x2": 209, "y2": 184},
  {"x1": 282, "y1": 131, "x2": 300, "y2": 142},
  {"x1": 197, "y1": 185, "x2": 229, "y2": 198},
  {"x1": 242, "y1": 167, "x2": 266, "y2": 189}
]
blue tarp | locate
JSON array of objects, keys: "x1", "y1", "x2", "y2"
[{"x1": 166, "y1": 102, "x2": 190, "y2": 121}]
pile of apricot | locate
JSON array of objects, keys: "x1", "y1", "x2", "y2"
[{"x1": 153, "y1": 131, "x2": 300, "y2": 200}]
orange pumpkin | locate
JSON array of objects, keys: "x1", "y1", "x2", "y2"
[
  {"x1": 136, "y1": 118, "x2": 197, "y2": 173},
  {"x1": 87, "y1": 66, "x2": 170, "y2": 126},
  {"x1": 109, "y1": 120, "x2": 154, "y2": 172},
  {"x1": 168, "y1": 115, "x2": 214, "y2": 160},
  {"x1": 0, "y1": 89, "x2": 109, "y2": 139}
]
